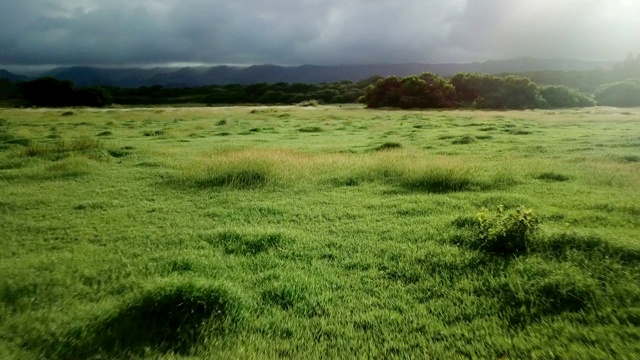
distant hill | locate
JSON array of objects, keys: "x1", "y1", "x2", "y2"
[
  {"x1": 7, "y1": 57, "x2": 617, "y2": 88},
  {"x1": 0, "y1": 69, "x2": 29, "y2": 82}
]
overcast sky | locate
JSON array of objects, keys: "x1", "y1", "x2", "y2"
[{"x1": 1, "y1": 0, "x2": 639, "y2": 70}]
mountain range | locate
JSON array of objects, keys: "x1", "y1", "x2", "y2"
[{"x1": 0, "y1": 57, "x2": 615, "y2": 88}]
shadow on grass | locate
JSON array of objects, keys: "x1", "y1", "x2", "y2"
[
  {"x1": 168, "y1": 169, "x2": 270, "y2": 190},
  {"x1": 42, "y1": 281, "x2": 245, "y2": 359}
]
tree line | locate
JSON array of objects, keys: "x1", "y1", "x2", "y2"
[
  {"x1": 358, "y1": 72, "x2": 603, "y2": 109},
  {"x1": 1, "y1": 65, "x2": 639, "y2": 109},
  {"x1": 0, "y1": 77, "x2": 375, "y2": 108}
]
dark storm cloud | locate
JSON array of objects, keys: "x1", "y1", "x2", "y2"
[{"x1": 0, "y1": 0, "x2": 638, "y2": 68}]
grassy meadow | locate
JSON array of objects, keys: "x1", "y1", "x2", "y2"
[{"x1": 0, "y1": 105, "x2": 639, "y2": 359}]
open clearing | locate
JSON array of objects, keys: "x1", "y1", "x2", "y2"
[{"x1": 1, "y1": 105, "x2": 639, "y2": 359}]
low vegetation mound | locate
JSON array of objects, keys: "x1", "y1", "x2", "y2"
[
  {"x1": 594, "y1": 78, "x2": 640, "y2": 107},
  {"x1": 375, "y1": 142, "x2": 402, "y2": 151},
  {"x1": 48, "y1": 281, "x2": 244, "y2": 358},
  {"x1": 210, "y1": 230, "x2": 287, "y2": 255},
  {"x1": 492, "y1": 258, "x2": 601, "y2": 327}
]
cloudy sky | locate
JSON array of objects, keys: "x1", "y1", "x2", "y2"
[{"x1": 1, "y1": 0, "x2": 639, "y2": 71}]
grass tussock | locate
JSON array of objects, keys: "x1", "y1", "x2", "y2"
[
  {"x1": 451, "y1": 135, "x2": 476, "y2": 145},
  {"x1": 169, "y1": 149, "x2": 518, "y2": 193},
  {"x1": 535, "y1": 172, "x2": 571, "y2": 182},
  {"x1": 44, "y1": 156, "x2": 91, "y2": 178},
  {"x1": 261, "y1": 282, "x2": 308, "y2": 310},
  {"x1": 375, "y1": 142, "x2": 402, "y2": 151},
  {"x1": 493, "y1": 258, "x2": 600, "y2": 327},
  {"x1": 169, "y1": 149, "x2": 322, "y2": 190},
  {"x1": 209, "y1": 230, "x2": 287, "y2": 255},
  {"x1": 46, "y1": 280, "x2": 245, "y2": 358},
  {"x1": 22, "y1": 137, "x2": 103, "y2": 160},
  {"x1": 0, "y1": 156, "x2": 91, "y2": 181},
  {"x1": 298, "y1": 126, "x2": 323, "y2": 133}
]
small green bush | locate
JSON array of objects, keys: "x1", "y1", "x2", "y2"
[
  {"x1": 473, "y1": 206, "x2": 539, "y2": 255},
  {"x1": 594, "y1": 79, "x2": 640, "y2": 107}
]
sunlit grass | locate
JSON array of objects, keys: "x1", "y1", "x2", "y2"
[{"x1": 0, "y1": 106, "x2": 639, "y2": 358}]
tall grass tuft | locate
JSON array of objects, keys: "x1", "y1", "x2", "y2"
[
  {"x1": 492, "y1": 258, "x2": 600, "y2": 327},
  {"x1": 44, "y1": 156, "x2": 91, "y2": 178},
  {"x1": 46, "y1": 280, "x2": 246, "y2": 358},
  {"x1": 209, "y1": 230, "x2": 287, "y2": 255},
  {"x1": 22, "y1": 137, "x2": 103, "y2": 160},
  {"x1": 169, "y1": 149, "x2": 319, "y2": 190},
  {"x1": 401, "y1": 167, "x2": 477, "y2": 193}
]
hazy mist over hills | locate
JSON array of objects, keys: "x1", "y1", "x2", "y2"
[{"x1": 0, "y1": 58, "x2": 616, "y2": 88}]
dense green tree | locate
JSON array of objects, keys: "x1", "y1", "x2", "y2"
[
  {"x1": 488, "y1": 75, "x2": 546, "y2": 109},
  {"x1": 358, "y1": 76, "x2": 403, "y2": 108},
  {"x1": 20, "y1": 77, "x2": 75, "y2": 106},
  {"x1": 450, "y1": 72, "x2": 501, "y2": 106},
  {"x1": 450, "y1": 73, "x2": 545, "y2": 109},
  {"x1": 359, "y1": 73, "x2": 454, "y2": 109},
  {"x1": 594, "y1": 79, "x2": 640, "y2": 107},
  {"x1": 73, "y1": 87, "x2": 112, "y2": 107},
  {"x1": 0, "y1": 79, "x2": 22, "y2": 105},
  {"x1": 539, "y1": 85, "x2": 594, "y2": 108}
]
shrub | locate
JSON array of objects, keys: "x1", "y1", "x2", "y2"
[
  {"x1": 594, "y1": 79, "x2": 640, "y2": 107},
  {"x1": 358, "y1": 73, "x2": 455, "y2": 109},
  {"x1": 539, "y1": 85, "x2": 595, "y2": 108},
  {"x1": 197, "y1": 169, "x2": 268, "y2": 189},
  {"x1": 451, "y1": 73, "x2": 547, "y2": 109},
  {"x1": 473, "y1": 206, "x2": 539, "y2": 255}
]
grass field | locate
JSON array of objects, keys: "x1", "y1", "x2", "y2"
[{"x1": 1, "y1": 105, "x2": 639, "y2": 359}]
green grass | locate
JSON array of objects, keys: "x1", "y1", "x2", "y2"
[{"x1": 1, "y1": 105, "x2": 639, "y2": 358}]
